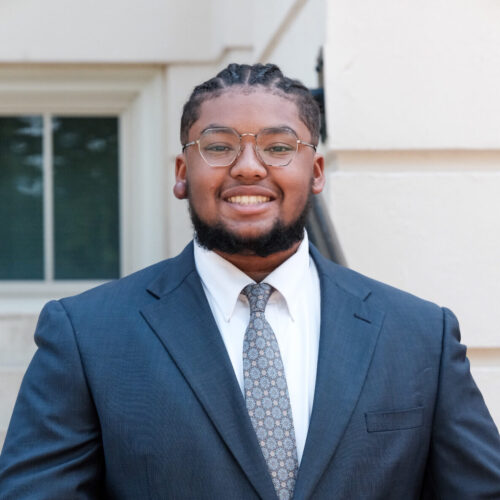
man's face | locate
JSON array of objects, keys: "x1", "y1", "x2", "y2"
[{"x1": 175, "y1": 89, "x2": 325, "y2": 255}]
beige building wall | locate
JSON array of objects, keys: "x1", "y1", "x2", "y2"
[
  {"x1": 323, "y1": 0, "x2": 500, "y2": 422},
  {"x1": 1, "y1": 0, "x2": 499, "y2": 448}
]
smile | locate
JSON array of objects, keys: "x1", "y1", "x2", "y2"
[{"x1": 226, "y1": 195, "x2": 271, "y2": 205}]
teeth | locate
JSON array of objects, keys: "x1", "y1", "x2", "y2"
[{"x1": 227, "y1": 195, "x2": 270, "y2": 205}]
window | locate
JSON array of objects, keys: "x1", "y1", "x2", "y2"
[
  {"x1": 1, "y1": 115, "x2": 120, "y2": 281},
  {"x1": 0, "y1": 66, "x2": 166, "y2": 312},
  {"x1": 1, "y1": 116, "x2": 43, "y2": 279}
]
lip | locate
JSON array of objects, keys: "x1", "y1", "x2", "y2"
[
  {"x1": 221, "y1": 186, "x2": 277, "y2": 201},
  {"x1": 221, "y1": 186, "x2": 277, "y2": 214},
  {"x1": 226, "y1": 195, "x2": 271, "y2": 205}
]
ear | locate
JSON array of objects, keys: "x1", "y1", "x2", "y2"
[
  {"x1": 174, "y1": 154, "x2": 188, "y2": 199},
  {"x1": 311, "y1": 153, "x2": 325, "y2": 195}
]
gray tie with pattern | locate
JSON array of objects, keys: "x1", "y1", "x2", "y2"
[{"x1": 242, "y1": 283, "x2": 299, "y2": 500}]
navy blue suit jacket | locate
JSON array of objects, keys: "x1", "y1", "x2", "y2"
[{"x1": 1, "y1": 243, "x2": 500, "y2": 499}]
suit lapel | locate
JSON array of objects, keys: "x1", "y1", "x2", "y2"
[
  {"x1": 293, "y1": 249, "x2": 385, "y2": 500},
  {"x1": 141, "y1": 244, "x2": 277, "y2": 500}
]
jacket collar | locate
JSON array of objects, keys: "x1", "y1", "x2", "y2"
[
  {"x1": 293, "y1": 245, "x2": 385, "y2": 499},
  {"x1": 143, "y1": 242, "x2": 384, "y2": 500},
  {"x1": 143, "y1": 241, "x2": 277, "y2": 499}
]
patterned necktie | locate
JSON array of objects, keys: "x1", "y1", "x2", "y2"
[{"x1": 242, "y1": 283, "x2": 299, "y2": 500}]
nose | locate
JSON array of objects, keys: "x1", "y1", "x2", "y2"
[{"x1": 230, "y1": 140, "x2": 268, "y2": 180}]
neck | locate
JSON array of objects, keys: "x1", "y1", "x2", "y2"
[{"x1": 214, "y1": 240, "x2": 301, "y2": 282}]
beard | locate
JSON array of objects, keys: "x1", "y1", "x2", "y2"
[{"x1": 188, "y1": 195, "x2": 311, "y2": 258}]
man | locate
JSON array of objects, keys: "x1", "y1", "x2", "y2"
[{"x1": 1, "y1": 63, "x2": 499, "y2": 499}]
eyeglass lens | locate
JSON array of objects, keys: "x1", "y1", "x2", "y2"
[{"x1": 198, "y1": 128, "x2": 298, "y2": 167}]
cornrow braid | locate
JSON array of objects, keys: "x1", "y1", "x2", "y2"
[{"x1": 180, "y1": 63, "x2": 320, "y2": 145}]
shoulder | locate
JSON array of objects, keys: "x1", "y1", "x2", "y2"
[
  {"x1": 335, "y1": 261, "x2": 440, "y2": 315},
  {"x1": 59, "y1": 259, "x2": 164, "y2": 314},
  {"x1": 313, "y1": 245, "x2": 439, "y2": 309},
  {"x1": 32, "y1": 243, "x2": 197, "y2": 356},
  {"x1": 311, "y1": 246, "x2": 446, "y2": 340},
  {"x1": 59, "y1": 242, "x2": 195, "y2": 319}
]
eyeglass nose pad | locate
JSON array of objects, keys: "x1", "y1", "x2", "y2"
[{"x1": 235, "y1": 140, "x2": 266, "y2": 167}]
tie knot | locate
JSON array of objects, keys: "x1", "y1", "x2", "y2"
[{"x1": 242, "y1": 283, "x2": 273, "y2": 313}]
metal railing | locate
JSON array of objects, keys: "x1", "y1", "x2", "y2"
[
  {"x1": 306, "y1": 49, "x2": 347, "y2": 266},
  {"x1": 306, "y1": 195, "x2": 347, "y2": 266}
]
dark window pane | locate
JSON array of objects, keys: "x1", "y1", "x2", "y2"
[
  {"x1": 0, "y1": 116, "x2": 44, "y2": 280},
  {"x1": 53, "y1": 117, "x2": 120, "y2": 280}
]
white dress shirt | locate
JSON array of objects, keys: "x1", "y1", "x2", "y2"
[{"x1": 193, "y1": 232, "x2": 321, "y2": 464}]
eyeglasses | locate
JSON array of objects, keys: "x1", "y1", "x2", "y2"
[{"x1": 182, "y1": 126, "x2": 316, "y2": 167}]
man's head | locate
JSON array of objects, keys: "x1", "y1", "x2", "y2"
[
  {"x1": 180, "y1": 63, "x2": 321, "y2": 147},
  {"x1": 175, "y1": 63, "x2": 325, "y2": 258}
]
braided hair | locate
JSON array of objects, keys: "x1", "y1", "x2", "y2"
[{"x1": 180, "y1": 63, "x2": 320, "y2": 145}]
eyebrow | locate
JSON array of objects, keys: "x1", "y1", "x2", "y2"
[{"x1": 200, "y1": 124, "x2": 298, "y2": 135}]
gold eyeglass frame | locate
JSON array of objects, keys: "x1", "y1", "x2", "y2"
[{"x1": 182, "y1": 126, "x2": 317, "y2": 167}]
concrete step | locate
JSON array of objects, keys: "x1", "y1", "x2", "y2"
[
  {"x1": 0, "y1": 367, "x2": 25, "y2": 447},
  {"x1": 471, "y1": 366, "x2": 500, "y2": 427},
  {"x1": 0, "y1": 315, "x2": 37, "y2": 367},
  {"x1": 0, "y1": 429, "x2": 6, "y2": 453},
  {"x1": 0, "y1": 315, "x2": 37, "y2": 453}
]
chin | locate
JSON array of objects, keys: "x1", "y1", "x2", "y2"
[
  {"x1": 223, "y1": 222, "x2": 278, "y2": 241},
  {"x1": 189, "y1": 198, "x2": 311, "y2": 257}
]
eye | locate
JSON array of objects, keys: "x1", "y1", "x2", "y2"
[
  {"x1": 204, "y1": 143, "x2": 235, "y2": 153},
  {"x1": 265, "y1": 143, "x2": 294, "y2": 154}
]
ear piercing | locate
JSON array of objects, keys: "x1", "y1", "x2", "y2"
[{"x1": 173, "y1": 181, "x2": 187, "y2": 199}]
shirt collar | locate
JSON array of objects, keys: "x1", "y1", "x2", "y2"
[
  {"x1": 264, "y1": 231, "x2": 310, "y2": 322},
  {"x1": 194, "y1": 241, "x2": 253, "y2": 322},
  {"x1": 193, "y1": 231, "x2": 311, "y2": 323}
]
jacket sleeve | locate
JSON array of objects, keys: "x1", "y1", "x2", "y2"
[
  {"x1": 0, "y1": 300, "x2": 104, "y2": 499},
  {"x1": 424, "y1": 307, "x2": 500, "y2": 498}
]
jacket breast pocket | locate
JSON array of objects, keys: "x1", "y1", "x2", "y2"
[{"x1": 365, "y1": 406, "x2": 424, "y2": 433}]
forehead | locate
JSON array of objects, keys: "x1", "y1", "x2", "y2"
[{"x1": 189, "y1": 89, "x2": 309, "y2": 139}]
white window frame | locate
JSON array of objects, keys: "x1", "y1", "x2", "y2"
[{"x1": 0, "y1": 66, "x2": 166, "y2": 313}]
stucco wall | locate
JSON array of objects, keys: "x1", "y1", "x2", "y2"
[
  {"x1": 323, "y1": 0, "x2": 500, "y2": 423},
  {"x1": 0, "y1": 0, "x2": 251, "y2": 63}
]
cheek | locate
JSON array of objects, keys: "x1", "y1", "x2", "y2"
[
  {"x1": 186, "y1": 170, "x2": 220, "y2": 199},
  {"x1": 278, "y1": 176, "x2": 313, "y2": 216},
  {"x1": 280, "y1": 174, "x2": 313, "y2": 201}
]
